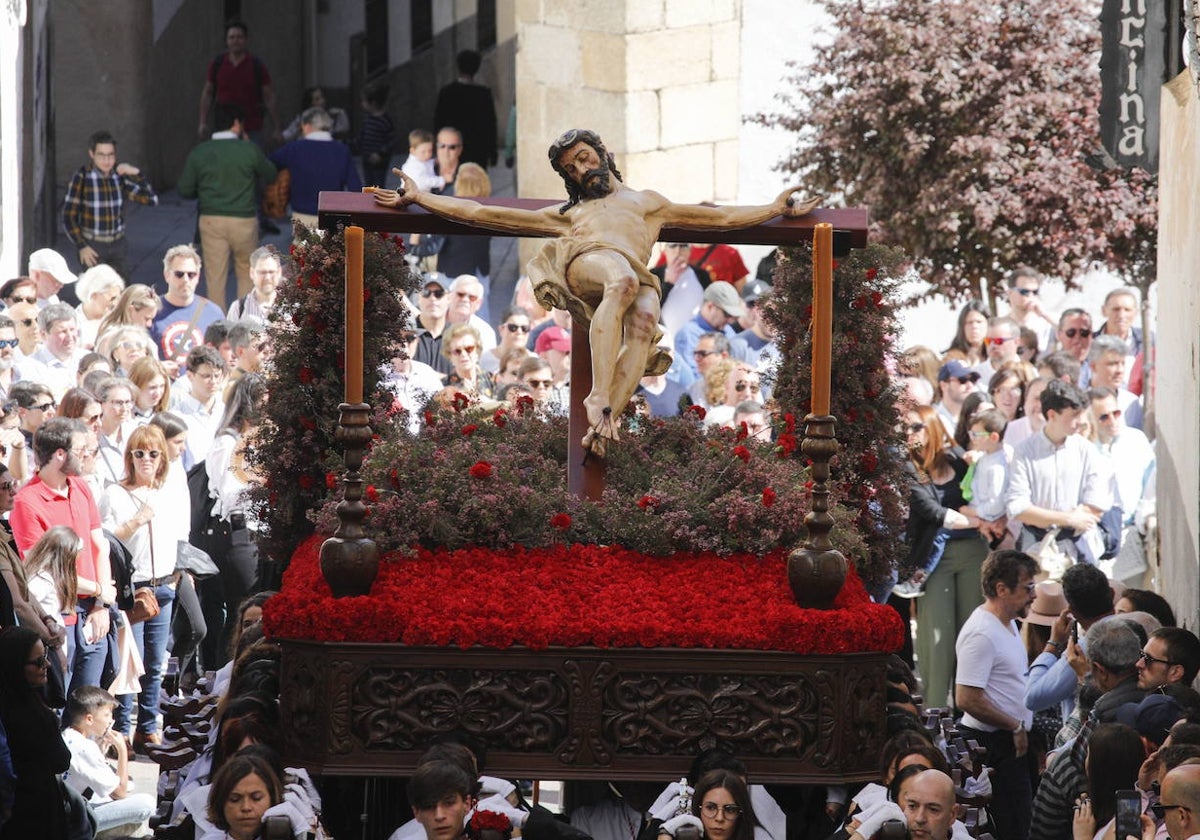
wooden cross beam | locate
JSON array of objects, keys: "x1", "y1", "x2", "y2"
[
  {"x1": 318, "y1": 191, "x2": 869, "y2": 497},
  {"x1": 318, "y1": 192, "x2": 868, "y2": 253}
]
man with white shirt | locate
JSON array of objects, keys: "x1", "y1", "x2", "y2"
[
  {"x1": 955, "y1": 549, "x2": 1040, "y2": 840},
  {"x1": 446, "y1": 274, "x2": 497, "y2": 352},
  {"x1": 1003, "y1": 266, "x2": 1056, "y2": 354},
  {"x1": 1090, "y1": 386, "x2": 1153, "y2": 549},
  {"x1": 1007, "y1": 379, "x2": 1112, "y2": 564},
  {"x1": 384, "y1": 331, "x2": 443, "y2": 433},
  {"x1": 28, "y1": 248, "x2": 77, "y2": 308},
  {"x1": 170, "y1": 346, "x2": 228, "y2": 468},
  {"x1": 22, "y1": 304, "x2": 87, "y2": 400}
]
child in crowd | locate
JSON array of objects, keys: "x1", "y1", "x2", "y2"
[
  {"x1": 960, "y1": 407, "x2": 1011, "y2": 548},
  {"x1": 61, "y1": 685, "x2": 156, "y2": 837},
  {"x1": 358, "y1": 82, "x2": 395, "y2": 187},
  {"x1": 401, "y1": 129, "x2": 445, "y2": 193}
]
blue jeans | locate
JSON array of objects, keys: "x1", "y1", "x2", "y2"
[
  {"x1": 93, "y1": 792, "x2": 156, "y2": 834},
  {"x1": 129, "y1": 583, "x2": 176, "y2": 733},
  {"x1": 69, "y1": 598, "x2": 113, "y2": 695}
]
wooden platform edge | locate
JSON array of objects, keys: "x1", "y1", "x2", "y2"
[{"x1": 278, "y1": 639, "x2": 889, "y2": 783}]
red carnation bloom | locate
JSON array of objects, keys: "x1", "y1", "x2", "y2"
[
  {"x1": 469, "y1": 461, "x2": 493, "y2": 479},
  {"x1": 550, "y1": 513, "x2": 572, "y2": 530},
  {"x1": 298, "y1": 366, "x2": 314, "y2": 384},
  {"x1": 389, "y1": 468, "x2": 400, "y2": 488},
  {"x1": 308, "y1": 272, "x2": 321, "y2": 288},
  {"x1": 776, "y1": 433, "x2": 798, "y2": 458},
  {"x1": 365, "y1": 485, "x2": 379, "y2": 502},
  {"x1": 871, "y1": 291, "x2": 883, "y2": 306},
  {"x1": 423, "y1": 410, "x2": 436, "y2": 427},
  {"x1": 452, "y1": 392, "x2": 471, "y2": 412},
  {"x1": 299, "y1": 416, "x2": 316, "y2": 431},
  {"x1": 865, "y1": 268, "x2": 878, "y2": 280},
  {"x1": 784, "y1": 413, "x2": 796, "y2": 434},
  {"x1": 325, "y1": 472, "x2": 338, "y2": 490},
  {"x1": 469, "y1": 811, "x2": 513, "y2": 833},
  {"x1": 461, "y1": 423, "x2": 479, "y2": 437},
  {"x1": 298, "y1": 474, "x2": 316, "y2": 489},
  {"x1": 515, "y1": 395, "x2": 535, "y2": 415},
  {"x1": 637, "y1": 495, "x2": 660, "y2": 510},
  {"x1": 732, "y1": 445, "x2": 751, "y2": 463},
  {"x1": 492, "y1": 408, "x2": 508, "y2": 428},
  {"x1": 762, "y1": 487, "x2": 777, "y2": 508},
  {"x1": 861, "y1": 452, "x2": 879, "y2": 473},
  {"x1": 735, "y1": 422, "x2": 749, "y2": 442},
  {"x1": 687, "y1": 404, "x2": 707, "y2": 421}
]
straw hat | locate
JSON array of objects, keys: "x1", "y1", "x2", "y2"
[{"x1": 1024, "y1": 580, "x2": 1068, "y2": 626}]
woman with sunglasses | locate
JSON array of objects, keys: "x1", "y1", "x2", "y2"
[
  {"x1": 900, "y1": 405, "x2": 985, "y2": 708},
  {"x1": 99, "y1": 424, "x2": 176, "y2": 751},
  {"x1": 482, "y1": 306, "x2": 532, "y2": 374},
  {"x1": 658, "y1": 770, "x2": 757, "y2": 840},
  {"x1": 0, "y1": 625, "x2": 72, "y2": 840},
  {"x1": 97, "y1": 325, "x2": 156, "y2": 377},
  {"x1": 0, "y1": 277, "x2": 38, "y2": 309},
  {"x1": 441, "y1": 323, "x2": 494, "y2": 399}
]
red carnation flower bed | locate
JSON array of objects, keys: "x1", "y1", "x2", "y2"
[{"x1": 264, "y1": 536, "x2": 903, "y2": 654}]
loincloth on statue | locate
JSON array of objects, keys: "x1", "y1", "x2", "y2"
[{"x1": 527, "y1": 238, "x2": 672, "y2": 377}]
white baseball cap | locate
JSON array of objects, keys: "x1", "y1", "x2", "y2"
[{"x1": 28, "y1": 248, "x2": 77, "y2": 285}]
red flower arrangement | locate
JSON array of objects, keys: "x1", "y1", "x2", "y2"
[
  {"x1": 469, "y1": 461, "x2": 493, "y2": 479},
  {"x1": 264, "y1": 536, "x2": 904, "y2": 654},
  {"x1": 550, "y1": 513, "x2": 572, "y2": 530},
  {"x1": 762, "y1": 487, "x2": 777, "y2": 508},
  {"x1": 467, "y1": 810, "x2": 513, "y2": 840},
  {"x1": 732, "y1": 445, "x2": 751, "y2": 463}
]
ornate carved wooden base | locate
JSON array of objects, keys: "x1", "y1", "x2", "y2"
[{"x1": 279, "y1": 641, "x2": 888, "y2": 783}]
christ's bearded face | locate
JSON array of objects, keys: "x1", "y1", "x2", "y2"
[{"x1": 557, "y1": 141, "x2": 611, "y2": 199}]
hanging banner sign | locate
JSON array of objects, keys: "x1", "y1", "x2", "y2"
[{"x1": 1099, "y1": 0, "x2": 1170, "y2": 172}]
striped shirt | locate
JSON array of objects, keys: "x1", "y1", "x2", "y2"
[{"x1": 60, "y1": 165, "x2": 158, "y2": 247}]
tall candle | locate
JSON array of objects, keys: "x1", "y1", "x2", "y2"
[
  {"x1": 811, "y1": 223, "x2": 833, "y2": 416},
  {"x1": 345, "y1": 225, "x2": 365, "y2": 404}
]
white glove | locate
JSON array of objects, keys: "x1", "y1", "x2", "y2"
[
  {"x1": 472, "y1": 795, "x2": 529, "y2": 829},
  {"x1": 263, "y1": 799, "x2": 315, "y2": 838},
  {"x1": 855, "y1": 802, "x2": 906, "y2": 839},
  {"x1": 650, "y1": 782, "x2": 694, "y2": 821},
  {"x1": 286, "y1": 767, "x2": 323, "y2": 811},
  {"x1": 660, "y1": 815, "x2": 705, "y2": 837},
  {"x1": 962, "y1": 767, "x2": 992, "y2": 798},
  {"x1": 283, "y1": 787, "x2": 317, "y2": 825}
]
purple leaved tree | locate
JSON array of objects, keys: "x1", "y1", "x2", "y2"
[{"x1": 755, "y1": 1, "x2": 1157, "y2": 313}]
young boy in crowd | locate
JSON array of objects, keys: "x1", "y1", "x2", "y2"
[
  {"x1": 960, "y1": 407, "x2": 1011, "y2": 548},
  {"x1": 62, "y1": 685, "x2": 156, "y2": 838},
  {"x1": 401, "y1": 129, "x2": 445, "y2": 193}
]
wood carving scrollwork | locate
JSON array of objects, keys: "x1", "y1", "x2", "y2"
[
  {"x1": 349, "y1": 667, "x2": 569, "y2": 751},
  {"x1": 602, "y1": 673, "x2": 819, "y2": 757},
  {"x1": 559, "y1": 659, "x2": 614, "y2": 765},
  {"x1": 280, "y1": 656, "x2": 322, "y2": 760},
  {"x1": 329, "y1": 660, "x2": 357, "y2": 755}
]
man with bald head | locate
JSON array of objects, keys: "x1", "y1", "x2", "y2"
[
  {"x1": 1159, "y1": 763, "x2": 1200, "y2": 840},
  {"x1": 898, "y1": 770, "x2": 957, "y2": 840}
]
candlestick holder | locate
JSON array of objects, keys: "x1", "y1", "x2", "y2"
[
  {"x1": 319, "y1": 402, "x2": 379, "y2": 597},
  {"x1": 787, "y1": 414, "x2": 848, "y2": 609}
]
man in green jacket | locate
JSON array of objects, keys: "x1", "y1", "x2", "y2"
[{"x1": 178, "y1": 102, "x2": 276, "y2": 308}]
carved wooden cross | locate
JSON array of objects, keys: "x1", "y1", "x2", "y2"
[{"x1": 318, "y1": 191, "x2": 868, "y2": 498}]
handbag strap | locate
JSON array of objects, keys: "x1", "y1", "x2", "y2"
[{"x1": 121, "y1": 484, "x2": 155, "y2": 581}]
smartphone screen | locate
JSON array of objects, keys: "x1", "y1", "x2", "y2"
[{"x1": 1115, "y1": 789, "x2": 1141, "y2": 840}]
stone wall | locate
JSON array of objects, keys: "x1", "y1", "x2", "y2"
[
  {"x1": 1155, "y1": 71, "x2": 1200, "y2": 632},
  {"x1": 515, "y1": 0, "x2": 743, "y2": 266}
]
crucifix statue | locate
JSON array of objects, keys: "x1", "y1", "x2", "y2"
[{"x1": 373, "y1": 128, "x2": 818, "y2": 457}]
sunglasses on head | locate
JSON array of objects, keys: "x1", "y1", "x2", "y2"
[{"x1": 421, "y1": 288, "x2": 446, "y2": 299}]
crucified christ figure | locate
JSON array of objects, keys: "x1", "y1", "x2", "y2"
[{"x1": 374, "y1": 128, "x2": 817, "y2": 457}]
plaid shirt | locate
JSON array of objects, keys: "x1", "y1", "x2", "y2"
[{"x1": 60, "y1": 164, "x2": 158, "y2": 247}]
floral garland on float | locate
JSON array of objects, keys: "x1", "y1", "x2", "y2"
[{"x1": 251, "y1": 228, "x2": 908, "y2": 654}]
